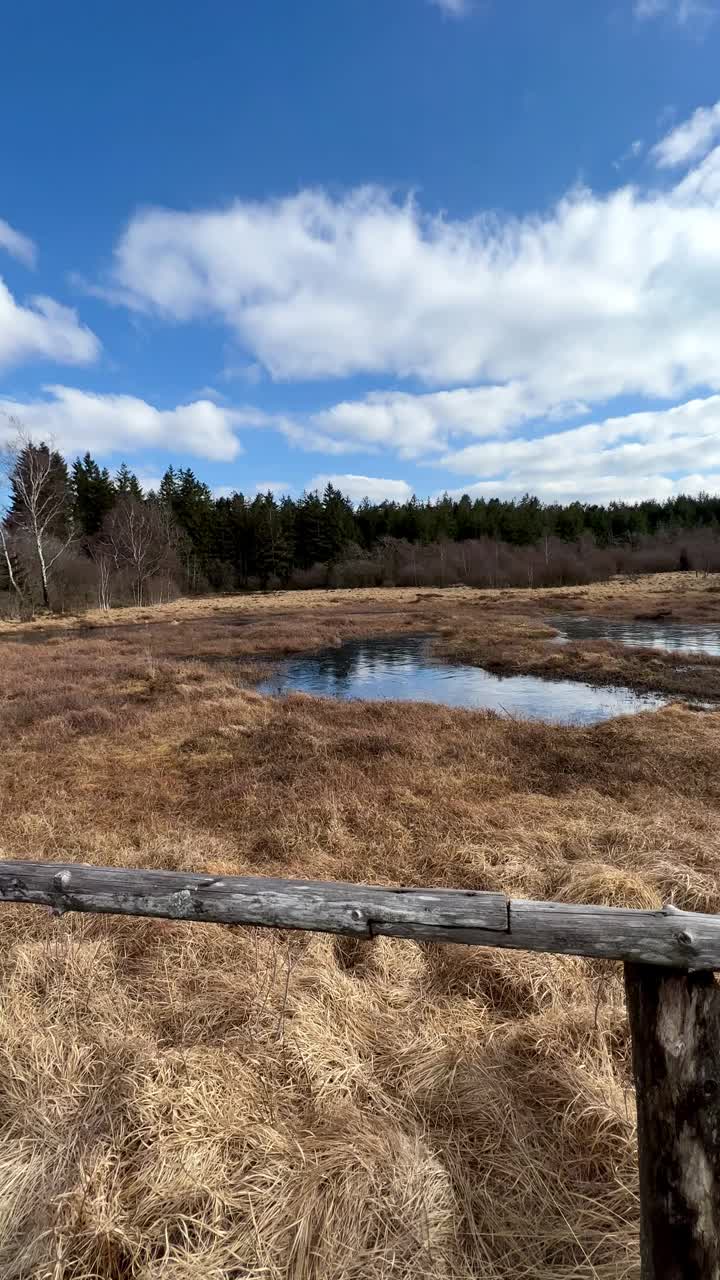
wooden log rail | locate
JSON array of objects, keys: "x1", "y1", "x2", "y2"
[
  {"x1": 0, "y1": 857, "x2": 718, "y2": 1278},
  {"x1": 0, "y1": 858, "x2": 719, "y2": 968}
]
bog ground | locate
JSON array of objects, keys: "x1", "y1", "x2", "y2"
[{"x1": 1, "y1": 574, "x2": 719, "y2": 1278}]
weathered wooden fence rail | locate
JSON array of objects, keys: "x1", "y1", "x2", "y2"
[{"x1": 0, "y1": 858, "x2": 718, "y2": 1279}]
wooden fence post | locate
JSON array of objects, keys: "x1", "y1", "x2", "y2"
[{"x1": 625, "y1": 963, "x2": 720, "y2": 1280}]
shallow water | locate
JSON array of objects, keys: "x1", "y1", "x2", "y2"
[
  {"x1": 549, "y1": 614, "x2": 720, "y2": 656},
  {"x1": 260, "y1": 634, "x2": 666, "y2": 725}
]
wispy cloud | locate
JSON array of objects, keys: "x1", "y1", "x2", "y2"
[
  {"x1": 613, "y1": 138, "x2": 644, "y2": 169},
  {"x1": 0, "y1": 285, "x2": 99, "y2": 372},
  {"x1": 634, "y1": 0, "x2": 717, "y2": 27},
  {"x1": 427, "y1": 0, "x2": 473, "y2": 17},
  {"x1": 0, "y1": 218, "x2": 37, "y2": 268},
  {"x1": 255, "y1": 480, "x2": 291, "y2": 495},
  {"x1": 651, "y1": 100, "x2": 720, "y2": 166}
]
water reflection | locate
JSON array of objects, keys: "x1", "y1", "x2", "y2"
[
  {"x1": 550, "y1": 615, "x2": 720, "y2": 656},
  {"x1": 260, "y1": 635, "x2": 666, "y2": 726}
]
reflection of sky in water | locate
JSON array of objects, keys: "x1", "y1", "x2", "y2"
[
  {"x1": 550, "y1": 615, "x2": 720, "y2": 656},
  {"x1": 260, "y1": 635, "x2": 667, "y2": 726}
]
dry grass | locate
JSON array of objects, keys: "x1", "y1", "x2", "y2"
[
  {"x1": 2, "y1": 568, "x2": 719, "y2": 636},
  {"x1": 433, "y1": 613, "x2": 720, "y2": 701},
  {"x1": 0, "y1": 580, "x2": 719, "y2": 1277}
]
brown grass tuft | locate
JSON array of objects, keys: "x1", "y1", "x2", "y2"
[{"x1": 0, "y1": 580, "x2": 718, "y2": 1276}]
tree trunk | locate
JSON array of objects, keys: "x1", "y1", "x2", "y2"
[
  {"x1": 625, "y1": 964, "x2": 720, "y2": 1280},
  {"x1": 0, "y1": 528, "x2": 23, "y2": 600},
  {"x1": 38, "y1": 560, "x2": 50, "y2": 609}
]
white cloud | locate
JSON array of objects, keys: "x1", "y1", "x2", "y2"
[
  {"x1": 0, "y1": 217, "x2": 98, "y2": 371},
  {"x1": 134, "y1": 472, "x2": 164, "y2": 496},
  {"x1": 222, "y1": 359, "x2": 263, "y2": 385},
  {"x1": 652, "y1": 101, "x2": 720, "y2": 167},
  {"x1": 103, "y1": 149, "x2": 720, "y2": 412},
  {"x1": 614, "y1": 138, "x2": 644, "y2": 170},
  {"x1": 428, "y1": 0, "x2": 472, "y2": 15},
  {"x1": 634, "y1": 0, "x2": 716, "y2": 23},
  {"x1": 0, "y1": 387, "x2": 243, "y2": 461},
  {"x1": 302, "y1": 385, "x2": 588, "y2": 458},
  {"x1": 255, "y1": 480, "x2": 291, "y2": 495},
  {"x1": 0, "y1": 219, "x2": 36, "y2": 267},
  {"x1": 438, "y1": 394, "x2": 720, "y2": 503},
  {"x1": 310, "y1": 473, "x2": 414, "y2": 504},
  {"x1": 195, "y1": 385, "x2": 227, "y2": 402},
  {"x1": 0, "y1": 281, "x2": 100, "y2": 371},
  {"x1": 80, "y1": 99, "x2": 720, "y2": 503}
]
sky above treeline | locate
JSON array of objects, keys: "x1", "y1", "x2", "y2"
[{"x1": 3, "y1": 0, "x2": 720, "y2": 507}]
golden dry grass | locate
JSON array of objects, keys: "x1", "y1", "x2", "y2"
[
  {"x1": 2, "y1": 568, "x2": 719, "y2": 636},
  {"x1": 0, "y1": 581, "x2": 719, "y2": 1277}
]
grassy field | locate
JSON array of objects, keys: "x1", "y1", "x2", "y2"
[{"x1": 1, "y1": 573, "x2": 719, "y2": 1278}]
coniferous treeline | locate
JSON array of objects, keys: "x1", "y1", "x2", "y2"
[{"x1": 2, "y1": 441, "x2": 720, "y2": 611}]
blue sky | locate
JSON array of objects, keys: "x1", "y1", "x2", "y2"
[{"x1": 3, "y1": 0, "x2": 720, "y2": 505}]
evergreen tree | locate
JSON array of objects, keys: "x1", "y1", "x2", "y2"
[
  {"x1": 294, "y1": 492, "x2": 327, "y2": 569},
  {"x1": 72, "y1": 453, "x2": 116, "y2": 538},
  {"x1": 114, "y1": 463, "x2": 143, "y2": 501},
  {"x1": 320, "y1": 484, "x2": 355, "y2": 565},
  {"x1": 158, "y1": 465, "x2": 178, "y2": 509},
  {"x1": 253, "y1": 493, "x2": 293, "y2": 587}
]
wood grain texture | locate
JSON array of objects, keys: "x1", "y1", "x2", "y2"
[
  {"x1": 0, "y1": 859, "x2": 508, "y2": 939},
  {"x1": 626, "y1": 964, "x2": 720, "y2": 1280},
  {"x1": 0, "y1": 860, "x2": 719, "y2": 968},
  {"x1": 508, "y1": 899, "x2": 720, "y2": 971}
]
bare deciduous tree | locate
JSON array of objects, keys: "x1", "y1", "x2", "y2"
[
  {"x1": 103, "y1": 498, "x2": 179, "y2": 605},
  {"x1": 87, "y1": 539, "x2": 114, "y2": 611},
  {"x1": 0, "y1": 521, "x2": 23, "y2": 601},
  {"x1": 2, "y1": 429, "x2": 75, "y2": 610}
]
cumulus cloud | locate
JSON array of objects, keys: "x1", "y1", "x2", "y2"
[
  {"x1": 103, "y1": 128, "x2": 720, "y2": 414},
  {"x1": 438, "y1": 394, "x2": 720, "y2": 503},
  {"x1": 0, "y1": 282, "x2": 100, "y2": 371},
  {"x1": 0, "y1": 387, "x2": 243, "y2": 461},
  {"x1": 303, "y1": 385, "x2": 588, "y2": 458},
  {"x1": 310, "y1": 473, "x2": 414, "y2": 504},
  {"x1": 0, "y1": 216, "x2": 99, "y2": 371},
  {"x1": 78, "y1": 98, "x2": 720, "y2": 503},
  {"x1": 0, "y1": 218, "x2": 36, "y2": 267},
  {"x1": 652, "y1": 101, "x2": 720, "y2": 167}
]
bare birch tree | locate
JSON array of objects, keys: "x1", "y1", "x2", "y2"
[
  {"x1": 87, "y1": 538, "x2": 113, "y2": 610},
  {"x1": 2, "y1": 430, "x2": 75, "y2": 610},
  {"x1": 103, "y1": 497, "x2": 178, "y2": 605},
  {"x1": 0, "y1": 523, "x2": 23, "y2": 602}
]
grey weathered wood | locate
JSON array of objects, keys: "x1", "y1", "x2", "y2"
[
  {"x1": 625, "y1": 963, "x2": 720, "y2": 1279},
  {"x1": 0, "y1": 859, "x2": 508, "y2": 939},
  {"x1": 0, "y1": 860, "x2": 719, "y2": 968},
  {"x1": 507, "y1": 899, "x2": 720, "y2": 971}
]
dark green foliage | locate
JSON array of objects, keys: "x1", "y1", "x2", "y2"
[
  {"x1": 72, "y1": 453, "x2": 116, "y2": 538},
  {"x1": 7, "y1": 441, "x2": 720, "y2": 600},
  {"x1": 114, "y1": 463, "x2": 143, "y2": 501}
]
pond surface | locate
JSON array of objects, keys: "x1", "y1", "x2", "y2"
[
  {"x1": 260, "y1": 635, "x2": 667, "y2": 725},
  {"x1": 550, "y1": 614, "x2": 720, "y2": 656}
]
